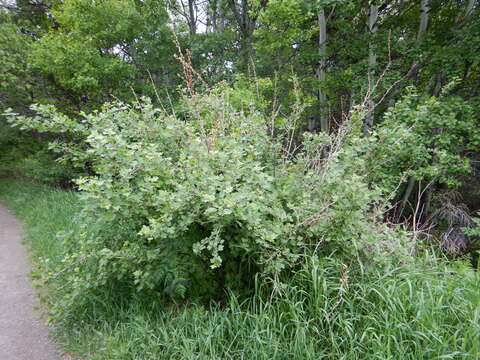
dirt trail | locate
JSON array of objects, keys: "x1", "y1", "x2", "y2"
[{"x1": 0, "y1": 203, "x2": 62, "y2": 360}]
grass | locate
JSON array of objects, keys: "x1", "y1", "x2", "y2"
[{"x1": 1, "y1": 178, "x2": 480, "y2": 359}]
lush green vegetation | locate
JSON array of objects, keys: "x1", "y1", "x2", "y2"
[
  {"x1": 1, "y1": 179, "x2": 480, "y2": 359},
  {"x1": 1, "y1": 0, "x2": 480, "y2": 358}
]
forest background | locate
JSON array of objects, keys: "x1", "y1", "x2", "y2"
[{"x1": 1, "y1": 1, "x2": 480, "y2": 359}]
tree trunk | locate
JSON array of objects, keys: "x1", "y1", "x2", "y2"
[
  {"x1": 210, "y1": 0, "x2": 218, "y2": 33},
  {"x1": 364, "y1": 2, "x2": 378, "y2": 134},
  {"x1": 316, "y1": 8, "x2": 328, "y2": 133},
  {"x1": 421, "y1": 185, "x2": 433, "y2": 223},
  {"x1": 466, "y1": 0, "x2": 476, "y2": 17},
  {"x1": 188, "y1": 0, "x2": 196, "y2": 35},
  {"x1": 227, "y1": 0, "x2": 255, "y2": 71},
  {"x1": 218, "y1": 5, "x2": 225, "y2": 32},
  {"x1": 416, "y1": 0, "x2": 430, "y2": 44},
  {"x1": 457, "y1": 0, "x2": 476, "y2": 28},
  {"x1": 398, "y1": 176, "x2": 416, "y2": 220}
]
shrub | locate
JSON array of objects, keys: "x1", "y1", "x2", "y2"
[
  {"x1": 6, "y1": 86, "x2": 416, "y2": 312},
  {"x1": 2, "y1": 179, "x2": 479, "y2": 359},
  {"x1": 365, "y1": 90, "x2": 480, "y2": 196},
  {"x1": 0, "y1": 120, "x2": 79, "y2": 185}
]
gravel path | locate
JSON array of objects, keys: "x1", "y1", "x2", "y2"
[{"x1": 0, "y1": 203, "x2": 62, "y2": 360}]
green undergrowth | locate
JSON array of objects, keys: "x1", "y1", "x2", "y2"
[{"x1": 1, "y1": 178, "x2": 480, "y2": 359}]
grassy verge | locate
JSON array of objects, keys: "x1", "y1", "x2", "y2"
[{"x1": 1, "y1": 178, "x2": 480, "y2": 359}]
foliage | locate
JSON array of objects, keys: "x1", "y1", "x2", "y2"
[
  {"x1": 15, "y1": 149, "x2": 80, "y2": 185},
  {"x1": 0, "y1": 117, "x2": 73, "y2": 184},
  {"x1": 1, "y1": 0, "x2": 480, "y2": 358},
  {"x1": 0, "y1": 14, "x2": 34, "y2": 111},
  {"x1": 463, "y1": 214, "x2": 480, "y2": 254},
  {"x1": 2, "y1": 0, "x2": 479, "y2": 190},
  {"x1": 1, "y1": 178, "x2": 480, "y2": 359},
  {"x1": 366, "y1": 89, "x2": 480, "y2": 194},
  {"x1": 31, "y1": 32, "x2": 135, "y2": 103},
  {"x1": 58, "y1": 260, "x2": 480, "y2": 359},
  {"x1": 6, "y1": 86, "x2": 415, "y2": 307}
]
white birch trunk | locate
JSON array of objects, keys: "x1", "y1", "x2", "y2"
[
  {"x1": 458, "y1": 0, "x2": 476, "y2": 26},
  {"x1": 416, "y1": 0, "x2": 430, "y2": 44},
  {"x1": 365, "y1": 2, "x2": 378, "y2": 132},
  {"x1": 317, "y1": 8, "x2": 328, "y2": 133},
  {"x1": 465, "y1": 0, "x2": 476, "y2": 19}
]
